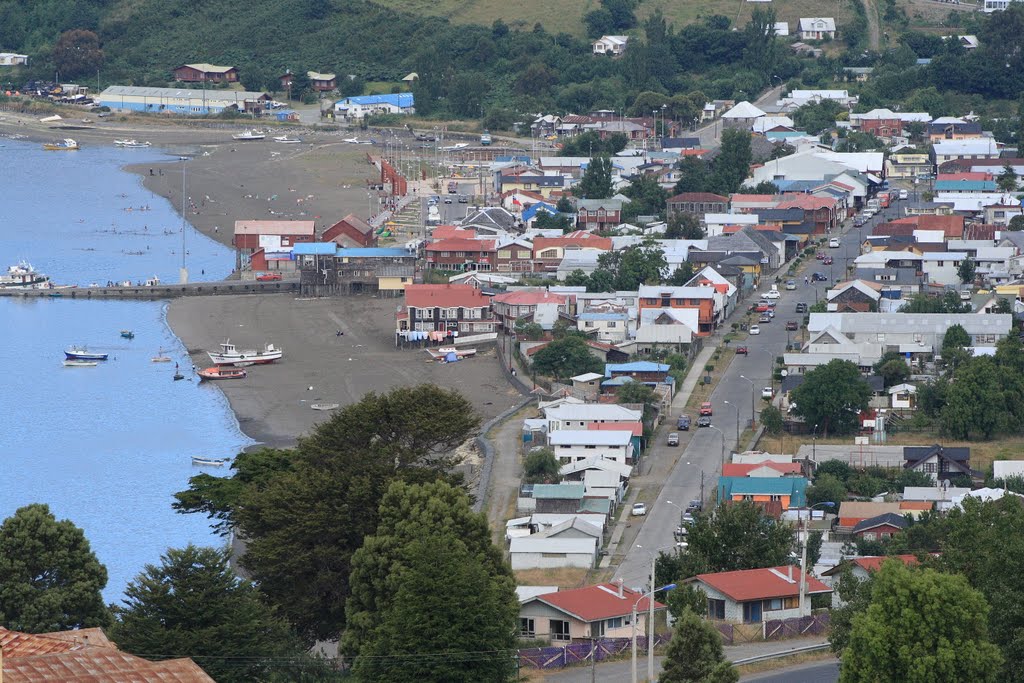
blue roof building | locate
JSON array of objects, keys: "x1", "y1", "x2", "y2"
[
  {"x1": 292, "y1": 242, "x2": 339, "y2": 256},
  {"x1": 522, "y1": 202, "x2": 560, "y2": 222},
  {"x1": 717, "y1": 476, "x2": 808, "y2": 508},
  {"x1": 934, "y1": 180, "x2": 998, "y2": 192},
  {"x1": 334, "y1": 93, "x2": 415, "y2": 118},
  {"x1": 604, "y1": 361, "x2": 671, "y2": 377}
]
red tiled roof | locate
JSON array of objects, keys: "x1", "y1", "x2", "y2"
[
  {"x1": 589, "y1": 422, "x2": 643, "y2": 436},
  {"x1": 890, "y1": 214, "x2": 964, "y2": 238},
  {"x1": 668, "y1": 192, "x2": 729, "y2": 204},
  {"x1": 431, "y1": 226, "x2": 476, "y2": 240},
  {"x1": 425, "y1": 237, "x2": 495, "y2": 253},
  {"x1": 721, "y1": 462, "x2": 802, "y2": 477},
  {"x1": 492, "y1": 289, "x2": 570, "y2": 306},
  {"x1": 690, "y1": 566, "x2": 830, "y2": 602},
  {"x1": 0, "y1": 629, "x2": 81, "y2": 657},
  {"x1": 533, "y1": 583, "x2": 665, "y2": 622},
  {"x1": 850, "y1": 555, "x2": 918, "y2": 573},
  {"x1": 680, "y1": 149, "x2": 709, "y2": 157},
  {"x1": 899, "y1": 501, "x2": 934, "y2": 511},
  {"x1": 730, "y1": 194, "x2": 777, "y2": 203},
  {"x1": 403, "y1": 284, "x2": 490, "y2": 309},
  {"x1": 871, "y1": 222, "x2": 916, "y2": 237},
  {"x1": 3, "y1": 647, "x2": 215, "y2": 682},
  {"x1": 937, "y1": 172, "x2": 992, "y2": 182},
  {"x1": 777, "y1": 195, "x2": 837, "y2": 211},
  {"x1": 964, "y1": 223, "x2": 999, "y2": 240}
]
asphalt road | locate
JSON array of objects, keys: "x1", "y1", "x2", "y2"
[
  {"x1": 741, "y1": 659, "x2": 840, "y2": 682},
  {"x1": 613, "y1": 190, "x2": 914, "y2": 590}
]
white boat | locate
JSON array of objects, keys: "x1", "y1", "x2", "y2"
[
  {"x1": 311, "y1": 403, "x2": 340, "y2": 411},
  {"x1": 152, "y1": 348, "x2": 172, "y2": 363},
  {"x1": 0, "y1": 261, "x2": 51, "y2": 289},
  {"x1": 208, "y1": 339, "x2": 283, "y2": 366},
  {"x1": 343, "y1": 137, "x2": 373, "y2": 144},
  {"x1": 232, "y1": 130, "x2": 266, "y2": 141},
  {"x1": 274, "y1": 135, "x2": 303, "y2": 144},
  {"x1": 43, "y1": 138, "x2": 78, "y2": 151},
  {"x1": 192, "y1": 456, "x2": 229, "y2": 467},
  {"x1": 114, "y1": 139, "x2": 152, "y2": 148},
  {"x1": 426, "y1": 347, "x2": 478, "y2": 360},
  {"x1": 63, "y1": 359, "x2": 98, "y2": 367}
]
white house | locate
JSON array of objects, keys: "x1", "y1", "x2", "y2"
[
  {"x1": 334, "y1": 93, "x2": 415, "y2": 119},
  {"x1": 920, "y1": 251, "x2": 968, "y2": 286},
  {"x1": 687, "y1": 566, "x2": 831, "y2": 623},
  {"x1": 548, "y1": 429, "x2": 635, "y2": 465},
  {"x1": 888, "y1": 383, "x2": 917, "y2": 410},
  {"x1": 509, "y1": 536, "x2": 598, "y2": 570},
  {"x1": 576, "y1": 310, "x2": 632, "y2": 342},
  {"x1": 932, "y1": 139, "x2": 1000, "y2": 165},
  {"x1": 798, "y1": 18, "x2": 837, "y2": 40},
  {"x1": 773, "y1": 22, "x2": 790, "y2": 36},
  {"x1": 0, "y1": 53, "x2": 29, "y2": 66},
  {"x1": 634, "y1": 308, "x2": 700, "y2": 350},
  {"x1": 704, "y1": 212, "x2": 759, "y2": 237},
  {"x1": 592, "y1": 35, "x2": 629, "y2": 55},
  {"x1": 721, "y1": 101, "x2": 766, "y2": 129},
  {"x1": 807, "y1": 312, "x2": 1013, "y2": 351},
  {"x1": 543, "y1": 403, "x2": 642, "y2": 433}
]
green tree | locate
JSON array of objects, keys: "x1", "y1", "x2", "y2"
[
  {"x1": 739, "y1": 180, "x2": 780, "y2": 195},
  {"x1": 668, "y1": 262, "x2": 695, "y2": 286},
  {"x1": 523, "y1": 448, "x2": 561, "y2": 484},
  {"x1": 665, "y1": 212, "x2": 705, "y2": 239},
  {"x1": 531, "y1": 336, "x2": 603, "y2": 379},
  {"x1": 793, "y1": 100, "x2": 844, "y2": 135},
  {"x1": 111, "y1": 545, "x2": 312, "y2": 683},
  {"x1": 998, "y1": 163, "x2": 1019, "y2": 193},
  {"x1": 659, "y1": 608, "x2": 739, "y2": 683},
  {"x1": 220, "y1": 385, "x2": 480, "y2": 644},
  {"x1": 514, "y1": 318, "x2": 545, "y2": 340},
  {"x1": 994, "y1": 297, "x2": 1014, "y2": 314},
  {"x1": 577, "y1": 155, "x2": 614, "y2": 199},
  {"x1": 828, "y1": 562, "x2": 875, "y2": 654},
  {"x1": 674, "y1": 157, "x2": 709, "y2": 194},
  {"x1": 344, "y1": 481, "x2": 515, "y2": 668},
  {"x1": 873, "y1": 351, "x2": 909, "y2": 388},
  {"x1": 564, "y1": 269, "x2": 590, "y2": 287},
  {"x1": 556, "y1": 196, "x2": 575, "y2": 213},
  {"x1": 287, "y1": 70, "x2": 312, "y2": 100},
  {"x1": 806, "y1": 473, "x2": 847, "y2": 507},
  {"x1": 790, "y1": 360, "x2": 872, "y2": 436},
  {"x1": 958, "y1": 257, "x2": 977, "y2": 284},
  {"x1": 615, "y1": 380, "x2": 658, "y2": 423},
  {"x1": 943, "y1": 323, "x2": 972, "y2": 350},
  {"x1": 52, "y1": 29, "x2": 104, "y2": 79},
  {"x1": 533, "y1": 211, "x2": 573, "y2": 231},
  {"x1": 709, "y1": 129, "x2": 753, "y2": 195},
  {"x1": 597, "y1": 241, "x2": 668, "y2": 290},
  {"x1": 586, "y1": 269, "x2": 616, "y2": 293},
  {"x1": 760, "y1": 404, "x2": 784, "y2": 435},
  {"x1": 622, "y1": 173, "x2": 668, "y2": 221},
  {"x1": 1009, "y1": 215, "x2": 1024, "y2": 231},
  {"x1": 841, "y1": 562, "x2": 1002, "y2": 683},
  {"x1": 941, "y1": 356, "x2": 1003, "y2": 440},
  {"x1": 0, "y1": 504, "x2": 110, "y2": 633}
]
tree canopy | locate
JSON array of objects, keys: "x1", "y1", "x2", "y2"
[
  {"x1": 596, "y1": 241, "x2": 668, "y2": 290},
  {"x1": 790, "y1": 360, "x2": 872, "y2": 436},
  {"x1": 659, "y1": 608, "x2": 738, "y2": 683},
  {"x1": 175, "y1": 385, "x2": 481, "y2": 644},
  {"x1": 0, "y1": 503, "x2": 110, "y2": 633},
  {"x1": 841, "y1": 562, "x2": 1002, "y2": 683},
  {"x1": 531, "y1": 336, "x2": 604, "y2": 379},
  {"x1": 577, "y1": 155, "x2": 614, "y2": 199},
  {"x1": 111, "y1": 545, "x2": 315, "y2": 683}
]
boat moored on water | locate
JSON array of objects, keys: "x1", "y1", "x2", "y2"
[
  {"x1": 151, "y1": 348, "x2": 172, "y2": 362},
  {"x1": 1, "y1": 261, "x2": 51, "y2": 289},
  {"x1": 192, "y1": 456, "x2": 229, "y2": 467},
  {"x1": 208, "y1": 340, "x2": 282, "y2": 366},
  {"x1": 43, "y1": 138, "x2": 79, "y2": 151},
  {"x1": 120, "y1": 330, "x2": 135, "y2": 339},
  {"x1": 232, "y1": 130, "x2": 266, "y2": 141},
  {"x1": 65, "y1": 346, "x2": 108, "y2": 361},
  {"x1": 63, "y1": 359, "x2": 98, "y2": 367},
  {"x1": 197, "y1": 366, "x2": 247, "y2": 381}
]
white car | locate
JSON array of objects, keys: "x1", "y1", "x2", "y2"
[
  {"x1": 899, "y1": 189, "x2": 909, "y2": 200},
  {"x1": 785, "y1": 280, "x2": 796, "y2": 290},
  {"x1": 631, "y1": 503, "x2": 647, "y2": 516},
  {"x1": 763, "y1": 289, "x2": 781, "y2": 300},
  {"x1": 749, "y1": 325, "x2": 760, "y2": 335},
  {"x1": 829, "y1": 237, "x2": 841, "y2": 248},
  {"x1": 762, "y1": 387, "x2": 774, "y2": 399}
]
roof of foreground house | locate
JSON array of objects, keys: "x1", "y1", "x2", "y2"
[
  {"x1": 527, "y1": 583, "x2": 665, "y2": 622},
  {"x1": 689, "y1": 566, "x2": 830, "y2": 601}
]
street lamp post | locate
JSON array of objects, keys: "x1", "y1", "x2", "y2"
[
  {"x1": 632, "y1": 545, "x2": 677, "y2": 683},
  {"x1": 799, "y1": 502, "x2": 836, "y2": 615},
  {"x1": 812, "y1": 423, "x2": 819, "y2": 462},
  {"x1": 723, "y1": 400, "x2": 739, "y2": 446},
  {"x1": 739, "y1": 375, "x2": 755, "y2": 429},
  {"x1": 708, "y1": 424, "x2": 726, "y2": 468}
]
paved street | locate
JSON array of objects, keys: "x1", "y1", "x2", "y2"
[
  {"x1": 741, "y1": 659, "x2": 839, "y2": 682},
  {"x1": 614, "y1": 189, "x2": 912, "y2": 589}
]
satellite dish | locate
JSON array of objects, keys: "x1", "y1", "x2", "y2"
[{"x1": 781, "y1": 369, "x2": 789, "y2": 377}]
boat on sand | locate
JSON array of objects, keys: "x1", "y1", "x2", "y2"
[
  {"x1": 426, "y1": 347, "x2": 477, "y2": 360},
  {"x1": 198, "y1": 366, "x2": 247, "y2": 381},
  {"x1": 208, "y1": 340, "x2": 282, "y2": 366}
]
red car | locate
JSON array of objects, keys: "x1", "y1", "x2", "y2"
[
  {"x1": 699, "y1": 402, "x2": 713, "y2": 416},
  {"x1": 822, "y1": 257, "x2": 834, "y2": 265},
  {"x1": 256, "y1": 273, "x2": 282, "y2": 281},
  {"x1": 736, "y1": 346, "x2": 748, "y2": 355},
  {"x1": 753, "y1": 303, "x2": 771, "y2": 312}
]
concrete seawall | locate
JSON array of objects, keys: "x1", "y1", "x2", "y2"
[{"x1": 0, "y1": 280, "x2": 300, "y2": 299}]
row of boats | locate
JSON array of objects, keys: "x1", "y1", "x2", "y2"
[
  {"x1": 232, "y1": 130, "x2": 303, "y2": 143},
  {"x1": 62, "y1": 339, "x2": 284, "y2": 381}
]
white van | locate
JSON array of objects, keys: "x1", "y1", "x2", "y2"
[
  {"x1": 828, "y1": 237, "x2": 840, "y2": 248},
  {"x1": 899, "y1": 189, "x2": 909, "y2": 200}
]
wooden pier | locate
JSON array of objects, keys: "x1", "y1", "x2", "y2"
[{"x1": 0, "y1": 279, "x2": 300, "y2": 300}]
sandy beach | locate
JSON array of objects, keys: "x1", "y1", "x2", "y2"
[{"x1": 1, "y1": 107, "x2": 519, "y2": 446}]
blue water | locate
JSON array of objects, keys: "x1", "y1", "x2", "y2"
[{"x1": 0, "y1": 139, "x2": 253, "y2": 600}]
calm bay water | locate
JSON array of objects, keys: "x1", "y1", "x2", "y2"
[{"x1": 0, "y1": 138, "x2": 253, "y2": 600}]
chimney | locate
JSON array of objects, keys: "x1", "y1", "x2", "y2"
[
  {"x1": 788, "y1": 565, "x2": 793, "y2": 581},
  {"x1": 617, "y1": 578, "x2": 624, "y2": 598}
]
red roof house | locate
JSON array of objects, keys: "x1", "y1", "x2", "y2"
[
  {"x1": 518, "y1": 583, "x2": 665, "y2": 643},
  {"x1": 721, "y1": 462, "x2": 802, "y2": 477},
  {"x1": 424, "y1": 238, "x2": 496, "y2": 271},
  {"x1": 532, "y1": 233, "x2": 613, "y2": 272},
  {"x1": 491, "y1": 289, "x2": 572, "y2": 328},
  {"x1": 687, "y1": 566, "x2": 831, "y2": 623},
  {"x1": 397, "y1": 284, "x2": 496, "y2": 334},
  {"x1": 431, "y1": 225, "x2": 477, "y2": 240},
  {"x1": 323, "y1": 213, "x2": 377, "y2": 248},
  {"x1": 821, "y1": 555, "x2": 920, "y2": 585}
]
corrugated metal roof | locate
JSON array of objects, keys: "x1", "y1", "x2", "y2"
[
  {"x1": 292, "y1": 242, "x2": 337, "y2": 255},
  {"x1": 100, "y1": 85, "x2": 269, "y2": 100},
  {"x1": 234, "y1": 220, "x2": 316, "y2": 236},
  {"x1": 549, "y1": 430, "x2": 632, "y2": 446},
  {"x1": 338, "y1": 247, "x2": 413, "y2": 257}
]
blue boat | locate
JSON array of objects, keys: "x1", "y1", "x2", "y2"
[{"x1": 65, "y1": 346, "x2": 109, "y2": 361}]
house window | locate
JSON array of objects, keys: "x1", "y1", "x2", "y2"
[
  {"x1": 708, "y1": 599, "x2": 726, "y2": 620},
  {"x1": 541, "y1": 553, "x2": 568, "y2": 559},
  {"x1": 520, "y1": 618, "x2": 536, "y2": 637},
  {"x1": 876, "y1": 333, "x2": 885, "y2": 342},
  {"x1": 420, "y1": 308, "x2": 434, "y2": 319},
  {"x1": 976, "y1": 334, "x2": 995, "y2": 344},
  {"x1": 551, "y1": 619, "x2": 571, "y2": 641},
  {"x1": 585, "y1": 321, "x2": 594, "y2": 328},
  {"x1": 608, "y1": 321, "x2": 617, "y2": 328},
  {"x1": 863, "y1": 532, "x2": 877, "y2": 541},
  {"x1": 605, "y1": 617, "x2": 623, "y2": 630},
  {"x1": 766, "y1": 598, "x2": 784, "y2": 611}
]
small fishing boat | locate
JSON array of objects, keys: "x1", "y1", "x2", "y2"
[
  {"x1": 208, "y1": 340, "x2": 282, "y2": 366},
  {"x1": 232, "y1": 130, "x2": 265, "y2": 141},
  {"x1": 120, "y1": 330, "x2": 135, "y2": 339},
  {"x1": 273, "y1": 135, "x2": 303, "y2": 144},
  {"x1": 151, "y1": 348, "x2": 172, "y2": 362},
  {"x1": 192, "y1": 456, "x2": 229, "y2": 467},
  {"x1": 63, "y1": 359, "x2": 98, "y2": 367},
  {"x1": 65, "y1": 346, "x2": 108, "y2": 361},
  {"x1": 43, "y1": 138, "x2": 79, "y2": 151},
  {"x1": 311, "y1": 403, "x2": 340, "y2": 411},
  {"x1": 113, "y1": 139, "x2": 152, "y2": 148},
  {"x1": 425, "y1": 347, "x2": 478, "y2": 360},
  {"x1": 198, "y1": 366, "x2": 247, "y2": 381}
]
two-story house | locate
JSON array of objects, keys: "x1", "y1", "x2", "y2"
[
  {"x1": 637, "y1": 284, "x2": 718, "y2": 336},
  {"x1": 927, "y1": 118, "x2": 983, "y2": 142},
  {"x1": 493, "y1": 236, "x2": 536, "y2": 273},
  {"x1": 575, "y1": 199, "x2": 623, "y2": 232},
  {"x1": 532, "y1": 232, "x2": 612, "y2": 272},
  {"x1": 396, "y1": 284, "x2": 495, "y2": 334},
  {"x1": 548, "y1": 430, "x2": 636, "y2": 465},
  {"x1": 667, "y1": 192, "x2": 729, "y2": 216},
  {"x1": 491, "y1": 289, "x2": 572, "y2": 330},
  {"x1": 424, "y1": 238, "x2": 496, "y2": 271},
  {"x1": 543, "y1": 403, "x2": 642, "y2": 434},
  {"x1": 798, "y1": 17, "x2": 837, "y2": 40}
]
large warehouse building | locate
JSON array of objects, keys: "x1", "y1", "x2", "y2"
[{"x1": 97, "y1": 86, "x2": 272, "y2": 115}]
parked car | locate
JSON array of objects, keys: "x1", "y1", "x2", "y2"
[
  {"x1": 816, "y1": 251, "x2": 826, "y2": 261},
  {"x1": 667, "y1": 432, "x2": 679, "y2": 447},
  {"x1": 697, "y1": 416, "x2": 711, "y2": 428},
  {"x1": 736, "y1": 346, "x2": 748, "y2": 355},
  {"x1": 786, "y1": 320, "x2": 798, "y2": 331},
  {"x1": 631, "y1": 503, "x2": 647, "y2": 516},
  {"x1": 759, "y1": 314, "x2": 771, "y2": 323},
  {"x1": 854, "y1": 216, "x2": 867, "y2": 227},
  {"x1": 677, "y1": 415, "x2": 691, "y2": 430},
  {"x1": 458, "y1": 196, "x2": 468, "y2": 203},
  {"x1": 444, "y1": 197, "x2": 453, "y2": 204},
  {"x1": 686, "y1": 499, "x2": 702, "y2": 513},
  {"x1": 812, "y1": 272, "x2": 828, "y2": 282},
  {"x1": 764, "y1": 289, "x2": 781, "y2": 300},
  {"x1": 899, "y1": 189, "x2": 909, "y2": 200},
  {"x1": 785, "y1": 280, "x2": 796, "y2": 290},
  {"x1": 699, "y1": 402, "x2": 713, "y2": 416},
  {"x1": 753, "y1": 302, "x2": 770, "y2": 312},
  {"x1": 749, "y1": 325, "x2": 761, "y2": 335},
  {"x1": 829, "y1": 237, "x2": 841, "y2": 248},
  {"x1": 256, "y1": 272, "x2": 282, "y2": 281},
  {"x1": 762, "y1": 387, "x2": 774, "y2": 399}
]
